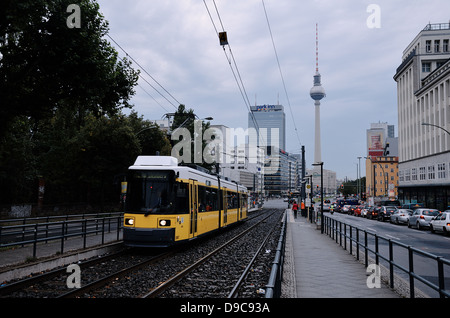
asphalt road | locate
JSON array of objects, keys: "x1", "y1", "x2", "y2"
[{"x1": 326, "y1": 211, "x2": 450, "y2": 298}]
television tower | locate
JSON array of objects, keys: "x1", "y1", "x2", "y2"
[{"x1": 310, "y1": 23, "x2": 326, "y2": 164}]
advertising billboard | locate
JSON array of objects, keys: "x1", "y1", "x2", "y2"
[{"x1": 367, "y1": 129, "x2": 385, "y2": 157}]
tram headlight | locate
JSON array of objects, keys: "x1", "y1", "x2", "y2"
[
  {"x1": 159, "y1": 219, "x2": 171, "y2": 227},
  {"x1": 125, "y1": 218, "x2": 135, "y2": 226}
]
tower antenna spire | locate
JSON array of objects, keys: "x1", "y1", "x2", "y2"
[{"x1": 316, "y1": 23, "x2": 319, "y2": 73}]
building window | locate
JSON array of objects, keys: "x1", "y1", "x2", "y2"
[
  {"x1": 419, "y1": 167, "x2": 426, "y2": 180},
  {"x1": 435, "y1": 40, "x2": 440, "y2": 53},
  {"x1": 399, "y1": 170, "x2": 404, "y2": 182},
  {"x1": 422, "y1": 62, "x2": 431, "y2": 72},
  {"x1": 411, "y1": 168, "x2": 417, "y2": 181},
  {"x1": 426, "y1": 40, "x2": 431, "y2": 53},
  {"x1": 405, "y1": 169, "x2": 410, "y2": 181},
  {"x1": 428, "y1": 165, "x2": 435, "y2": 180},
  {"x1": 438, "y1": 163, "x2": 447, "y2": 179},
  {"x1": 444, "y1": 39, "x2": 449, "y2": 52}
]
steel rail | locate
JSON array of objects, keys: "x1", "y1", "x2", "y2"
[
  {"x1": 58, "y1": 250, "x2": 173, "y2": 298},
  {"x1": 0, "y1": 243, "x2": 125, "y2": 296},
  {"x1": 140, "y1": 210, "x2": 277, "y2": 298}
]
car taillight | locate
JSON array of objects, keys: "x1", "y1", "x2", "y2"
[{"x1": 420, "y1": 215, "x2": 425, "y2": 219}]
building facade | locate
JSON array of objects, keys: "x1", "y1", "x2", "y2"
[
  {"x1": 306, "y1": 168, "x2": 337, "y2": 196},
  {"x1": 393, "y1": 23, "x2": 450, "y2": 210},
  {"x1": 365, "y1": 156, "x2": 399, "y2": 199},
  {"x1": 248, "y1": 105, "x2": 286, "y2": 151},
  {"x1": 367, "y1": 122, "x2": 395, "y2": 157}
]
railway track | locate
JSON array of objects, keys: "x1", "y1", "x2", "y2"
[
  {"x1": 0, "y1": 208, "x2": 284, "y2": 298},
  {"x1": 142, "y1": 209, "x2": 283, "y2": 298}
]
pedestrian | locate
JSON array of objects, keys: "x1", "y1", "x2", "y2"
[{"x1": 292, "y1": 200, "x2": 299, "y2": 218}]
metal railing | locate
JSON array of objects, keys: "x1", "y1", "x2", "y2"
[
  {"x1": 323, "y1": 215, "x2": 450, "y2": 298},
  {"x1": 265, "y1": 211, "x2": 287, "y2": 298},
  {"x1": 0, "y1": 213, "x2": 123, "y2": 258}
]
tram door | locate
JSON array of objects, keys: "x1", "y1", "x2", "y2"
[
  {"x1": 189, "y1": 180, "x2": 198, "y2": 238},
  {"x1": 223, "y1": 189, "x2": 228, "y2": 225}
]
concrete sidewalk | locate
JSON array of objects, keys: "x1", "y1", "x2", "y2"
[
  {"x1": 282, "y1": 209, "x2": 400, "y2": 298},
  {"x1": 0, "y1": 232, "x2": 122, "y2": 283}
]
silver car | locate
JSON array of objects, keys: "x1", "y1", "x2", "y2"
[
  {"x1": 407, "y1": 208, "x2": 440, "y2": 230},
  {"x1": 390, "y1": 209, "x2": 413, "y2": 225},
  {"x1": 430, "y1": 212, "x2": 450, "y2": 235}
]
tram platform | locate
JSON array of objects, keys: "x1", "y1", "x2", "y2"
[{"x1": 282, "y1": 209, "x2": 400, "y2": 298}]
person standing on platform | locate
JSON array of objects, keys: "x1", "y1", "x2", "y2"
[{"x1": 292, "y1": 201, "x2": 299, "y2": 219}]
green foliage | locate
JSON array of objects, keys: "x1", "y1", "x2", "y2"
[
  {"x1": 0, "y1": 1, "x2": 170, "y2": 210},
  {"x1": 171, "y1": 104, "x2": 214, "y2": 171}
]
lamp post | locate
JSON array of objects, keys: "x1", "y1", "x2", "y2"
[
  {"x1": 421, "y1": 122, "x2": 450, "y2": 135},
  {"x1": 312, "y1": 161, "x2": 324, "y2": 233},
  {"x1": 357, "y1": 156, "x2": 362, "y2": 200}
]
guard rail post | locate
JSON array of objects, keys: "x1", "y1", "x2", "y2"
[
  {"x1": 389, "y1": 240, "x2": 394, "y2": 289},
  {"x1": 437, "y1": 257, "x2": 445, "y2": 299},
  {"x1": 33, "y1": 223, "x2": 38, "y2": 258},
  {"x1": 408, "y1": 246, "x2": 415, "y2": 298}
]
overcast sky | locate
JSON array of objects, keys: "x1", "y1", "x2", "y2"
[{"x1": 96, "y1": 0, "x2": 450, "y2": 180}]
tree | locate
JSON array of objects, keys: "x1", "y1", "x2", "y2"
[
  {"x1": 171, "y1": 105, "x2": 214, "y2": 171},
  {"x1": 0, "y1": 0, "x2": 140, "y2": 208},
  {"x1": 127, "y1": 111, "x2": 171, "y2": 156},
  {"x1": 0, "y1": 0, "x2": 139, "y2": 136}
]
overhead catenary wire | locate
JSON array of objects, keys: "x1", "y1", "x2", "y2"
[
  {"x1": 203, "y1": 0, "x2": 267, "y2": 149},
  {"x1": 261, "y1": 0, "x2": 302, "y2": 149},
  {"x1": 106, "y1": 33, "x2": 180, "y2": 111}
]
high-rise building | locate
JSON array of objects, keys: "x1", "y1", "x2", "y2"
[
  {"x1": 393, "y1": 22, "x2": 450, "y2": 210},
  {"x1": 248, "y1": 104, "x2": 286, "y2": 152},
  {"x1": 248, "y1": 104, "x2": 303, "y2": 196},
  {"x1": 366, "y1": 122, "x2": 395, "y2": 157}
]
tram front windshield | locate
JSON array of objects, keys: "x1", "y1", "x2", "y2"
[{"x1": 128, "y1": 170, "x2": 180, "y2": 215}]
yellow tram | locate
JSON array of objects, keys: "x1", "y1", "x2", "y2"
[{"x1": 123, "y1": 156, "x2": 248, "y2": 247}]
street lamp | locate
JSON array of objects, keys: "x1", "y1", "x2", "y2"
[
  {"x1": 421, "y1": 123, "x2": 450, "y2": 135},
  {"x1": 312, "y1": 161, "x2": 324, "y2": 234}
]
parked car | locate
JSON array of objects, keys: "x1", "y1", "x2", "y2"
[
  {"x1": 378, "y1": 206, "x2": 398, "y2": 221},
  {"x1": 361, "y1": 205, "x2": 370, "y2": 217},
  {"x1": 408, "y1": 208, "x2": 440, "y2": 230},
  {"x1": 323, "y1": 203, "x2": 331, "y2": 212},
  {"x1": 390, "y1": 209, "x2": 413, "y2": 225},
  {"x1": 342, "y1": 205, "x2": 351, "y2": 214},
  {"x1": 430, "y1": 212, "x2": 450, "y2": 235},
  {"x1": 367, "y1": 206, "x2": 380, "y2": 220}
]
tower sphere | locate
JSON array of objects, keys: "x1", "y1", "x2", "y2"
[
  {"x1": 310, "y1": 85, "x2": 326, "y2": 101},
  {"x1": 310, "y1": 73, "x2": 326, "y2": 101}
]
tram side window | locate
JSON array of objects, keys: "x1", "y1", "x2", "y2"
[
  {"x1": 198, "y1": 186, "x2": 207, "y2": 212},
  {"x1": 227, "y1": 192, "x2": 238, "y2": 209},
  {"x1": 198, "y1": 186, "x2": 219, "y2": 212},
  {"x1": 175, "y1": 182, "x2": 189, "y2": 214}
]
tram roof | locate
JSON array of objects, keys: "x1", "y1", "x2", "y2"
[{"x1": 129, "y1": 156, "x2": 247, "y2": 192}]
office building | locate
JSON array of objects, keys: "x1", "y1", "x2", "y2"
[
  {"x1": 248, "y1": 104, "x2": 286, "y2": 152},
  {"x1": 393, "y1": 22, "x2": 450, "y2": 210}
]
